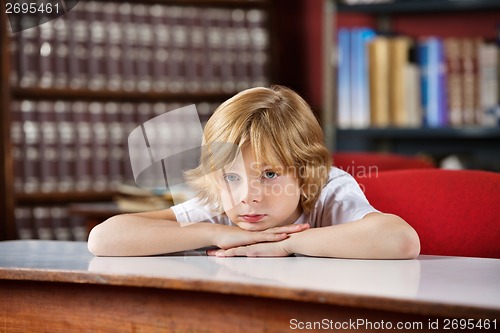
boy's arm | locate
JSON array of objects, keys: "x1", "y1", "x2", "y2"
[
  {"x1": 283, "y1": 213, "x2": 420, "y2": 259},
  {"x1": 87, "y1": 209, "x2": 308, "y2": 256},
  {"x1": 209, "y1": 213, "x2": 420, "y2": 259}
]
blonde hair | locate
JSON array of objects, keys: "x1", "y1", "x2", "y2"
[{"x1": 185, "y1": 85, "x2": 332, "y2": 213}]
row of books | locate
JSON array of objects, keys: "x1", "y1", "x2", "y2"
[
  {"x1": 15, "y1": 205, "x2": 88, "y2": 241},
  {"x1": 340, "y1": 0, "x2": 392, "y2": 4},
  {"x1": 11, "y1": 100, "x2": 219, "y2": 195},
  {"x1": 337, "y1": 27, "x2": 500, "y2": 128},
  {"x1": 9, "y1": 1, "x2": 270, "y2": 93}
]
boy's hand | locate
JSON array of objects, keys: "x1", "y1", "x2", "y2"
[
  {"x1": 207, "y1": 240, "x2": 290, "y2": 257},
  {"x1": 213, "y1": 223, "x2": 309, "y2": 251}
]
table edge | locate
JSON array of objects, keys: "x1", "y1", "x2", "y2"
[{"x1": 1, "y1": 267, "x2": 498, "y2": 320}]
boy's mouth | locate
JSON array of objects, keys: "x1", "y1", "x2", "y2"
[{"x1": 239, "y1": 214, "x2": 266, "y2": 223}]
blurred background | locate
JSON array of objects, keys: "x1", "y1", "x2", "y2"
[{"x1": 1, "y1": 0, "x2": 499, "y2": 241}]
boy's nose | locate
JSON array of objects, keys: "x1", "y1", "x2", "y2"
[{"x1": 241, "y1": 179, "x2": 262, "y2": 204}]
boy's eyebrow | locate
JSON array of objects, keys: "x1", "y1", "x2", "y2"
[{"x1": 222, "y1": 163, "x2": 245, "y2": 173}]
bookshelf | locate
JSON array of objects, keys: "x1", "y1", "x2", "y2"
[
  {"x1": 1, "y1": 5, "x2": 14, "y2": 240},
  {"x1": 0, "y1": 0, "x2": 276, "y2": 240},
  {"x1": 324, "y1": 0, "x2": 500, "y2": 169}
]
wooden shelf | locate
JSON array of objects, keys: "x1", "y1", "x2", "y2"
[
  {"x1": 15, "y1": 191, "x2": 116, "y2": 205},
  {"x1": 337, "y1": 0, "x2": 500, "y2": 14},
  {"x1": 336, "y1": 127, "x2": 500, "y2": 172},
  {"x1": 138, "y1": 0, "x2": 270, "y2": 9},
  {"x1": 11, "y1": 87, "x2": 234, "y2": 103},
  {"x1": 337, "y1": 127, "x2": 500, "y2": 139},
  {"x1": 1, "y1": 0, "x2": 278, "y2": 241}
]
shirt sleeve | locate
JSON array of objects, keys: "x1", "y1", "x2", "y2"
[
  {"x1": 312, "y1": 167, "x2": 379, "y2": 227},
  {"x1": 170, "y1": 198, "x2": 232, "y2": 226}
]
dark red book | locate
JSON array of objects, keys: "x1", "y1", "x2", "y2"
[
  {"x1": 67, "y1": 3, "x2": 88, "y2": 89},
  {"x1": 54, "y1": 101, "x2": 76, "y2": 192},
  {"x1": 20, "y1": 100, "x2": 40, "y2": 193},
  {"x1": 37, "y1": 101, "x2": 59, "y2": 193},
  {"x1": 118, "y1": 3, "x2": 136, "y2": 91},
  {"x1": 86, "y1": 1, "x2": 107, "y2": 91},
  {"x1": 72, "y1": 101, "x2": 92, "y2": 192},
  {"x1": 103, "y1": 2, "x2": 123, "y2": 91}
]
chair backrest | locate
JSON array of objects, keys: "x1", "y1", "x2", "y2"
[
  {"x1": 355, "y1": 169, "x2": 500, "y2": 259},
  {"x1": 334, "y1": 152, "x2": 435, "y2": 178}
]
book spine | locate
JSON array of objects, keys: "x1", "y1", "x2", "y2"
[
  {"x1": 70, "y1": 214, "x2": 88, "y2": 242},
  {"x1": 121, "y1": 103, "x2": 136, "y2": 184},
  {"x1": 202, "y1": 9, "x2": 220, "y2": 92},
  {"x1": 182, "y1": 7, "x2": 201, "y2": 93},
  {"x1": 104, "y1": 2, "x2": 123, "y2": 91},
  {"x1": 54, "y1": 101, "x2": 75, "y2": 192},
  {"x1": 437, "y1": 39, "x2": 449, "y2": 127},
  {"x1": 38, "y1": 101, "x2": 59, "y2": 193},
  {"x1": 232, "y1": 8, "x2": 250, "y2": 91},
  {"x1": 133, "y1": 3, "x2": 153, "y2": 92},
  {"x1": 219, "y1": 9, "x2": 236, "y2": 93},
  {"x1": 89, "y1": 102, "x2": 108, "y2": 191},
  {"x1": 67, "y1": 4, "x2": 88, "y2": 89},
  {"x1": 405, "y1": 63, "x2": 423, "y2": 128},
  {"x1": 247, "y1": 9, "x2": 269, "y2": 87},
  {"x1": 53, "y1": 14, "x2": 69, "y2": 88},
  {"x1": 105, "y1": 102, "x2": 124, "y2": 188},
  {"x1": 444, "y1": 38, "x2": 463, "y2": 127},
  {"x1": 18, "y1": 17, "x2": 39, "y2": 88},
  {"x1": 471, "y1": 38, "x2": 482, "y2": 125},
  {"x1": 167, "y1": 6, "x2": 187, "y2": 92},
  {"x1": 497, "y1": 23, "x2": 500, "y2": 121},
  {"x1": 33, "y1": 206, "x2": 54, "y2": 240},
  {"x1": 389, "y1": 37, "x2": 411, "y2": 127},
  {"x1": 368, "y1": 36, "x2": 390, "y2": 127},
  {"x1": 351, "y1": 28, "x2": 375, "y2": 128},
  {"x1": 461, "y1": 38, "x2": 476, "y2": 126},
  {"x1": 419, "y1": 38, "x2": 443, "y2": 127},
  {"x1": 14, "y1": 206, "x2": 35, "y2": 239},
  {"x1": 73, "y1": 101, "x2": 92, "y2": 192},
  {"x1": 10, "y1": 100, "x2": 24, "y2": 193},
  {"x1": 478, "y1": 42, "x2": 499, "y2": 126},
  {"x1": 9, "y1": 28, "x2": 19, "y2": 86},
  {"x1": 119, "y1": 3, "x2": 136, "y2": 91},
  {"x1": 20, "y1": 100, "x2": 40, "y2": 193},
  {"x1": 151, "y1": 4, "x2": 168, "y2": 92},
  {"x1": 337, "y1": 28, "x2": 351, "y2": 129},
  {"x1": 87, "y1": 1, "x2": 107, "y2": 91},
  {"x1": 38, "y1": 20, "x2": 55, "y2": 88},
  {"x1": 51, "y1": 206, "x2": 72, "y2": 241}
]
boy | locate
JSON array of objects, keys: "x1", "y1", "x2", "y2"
[{"x1": 88, "y1": 85, "x2": 420, "y2": 258}]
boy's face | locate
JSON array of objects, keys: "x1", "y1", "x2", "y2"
[{"x1": 216, "y1": 147, "x2": 302, "y2": 231}]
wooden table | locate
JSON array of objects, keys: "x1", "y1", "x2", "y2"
[{"x1": 0, "y1": 240, "x2": 499, "y2": 332}]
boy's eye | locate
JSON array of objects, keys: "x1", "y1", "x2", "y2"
[
  {"x1": 262, "y1": 171, "x2": 278, "y2": 180},
  {"x1": 223, "y1": 174, "x2": 240, "y2": 182}
]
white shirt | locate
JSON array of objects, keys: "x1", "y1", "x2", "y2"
[{"x1": 171, "y1": 167, "x2": 379, "y2": 227}]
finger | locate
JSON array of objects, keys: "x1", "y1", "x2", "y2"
[
  {"x1": 218, "y1": 245, "x2": 256, "y2": 257},
  {"x1": 255, "y1": 232, "x2": 288, "y2": 243},
  {"x1": 206, "y1": 249, "x2": 218, "y2": 256},
  {"x1": 214, "y1": 248, "x2": 238, "y2": 257},
  {"x1": 265, "y1": 223, "x2": 310, "y2": 234}
]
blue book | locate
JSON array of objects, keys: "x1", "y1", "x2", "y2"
[
  {"x1": 419, "y1": 38, "x2": 447, "y2": 127},
  {"x1": 437, "y1": 39, "x2": 449, "y2": 127},
  {"x1": 337, "y1": 28, "x2": 351, "y2": 128},
  {"x1": 350, "y1": 27, "x2": 376, "y2": 128}
]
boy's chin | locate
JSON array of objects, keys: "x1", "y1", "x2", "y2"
[{"x1": 234, "y1": 221, "x2": 271, "y2": 232}]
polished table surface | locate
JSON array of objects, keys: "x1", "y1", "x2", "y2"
[{"x1": 1, "y1": 240, "x2": 499, "y2": 332}]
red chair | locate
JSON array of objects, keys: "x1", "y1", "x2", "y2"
[
  {"x1": 334, "y1": 152, "x2": 435, "y2": 178},
  {"x1": 355, "y1": 169, "x2": 500, "y2": 259}
]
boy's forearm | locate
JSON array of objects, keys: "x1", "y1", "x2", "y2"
[
  {"x1": 283, "y1": 214, "x2": 420, "y2": 259},
  {"x1": 88, "y1": 214, "x2": 220, "y2": 256}
]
